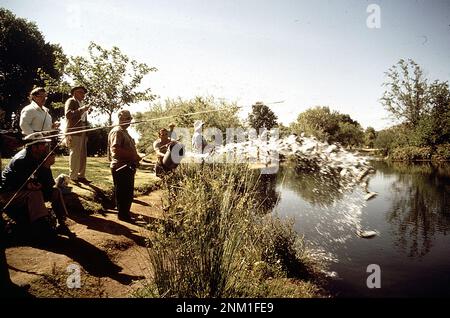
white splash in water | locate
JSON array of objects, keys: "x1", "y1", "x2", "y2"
[{"x1": 183, "y1": 133, "x2": 375, "y2": 260}]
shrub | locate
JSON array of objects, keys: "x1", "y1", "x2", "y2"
[
  {"x1": 433, "y1": 144, "x2": 450, "y2": 161},
  {"x1": 144, "y1": 163, "x2": 326, "y2": 298},
  {"x1": 390, "y1": 146, "x2": 432, "y2": 161}
]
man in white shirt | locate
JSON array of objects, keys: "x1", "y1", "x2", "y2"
[{"x1": 19, "y1": 87, "x2": 54, "y2": 136}]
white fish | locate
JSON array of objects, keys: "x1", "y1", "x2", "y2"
[
  {"x1": 357, "y1": 230, "x2": 378, "y2": 238},
  {"x1": 364, "y1": 192, "x2": 378, "y2": 201}
]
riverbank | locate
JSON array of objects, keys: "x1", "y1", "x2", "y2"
[
  {"x1": 385, "y1": 144, "x2": 450, "y2": 162},
  {"x1": 3, "y1": 157, "x2": 329, "y2": 298}
]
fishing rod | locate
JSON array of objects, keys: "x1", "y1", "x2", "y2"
[
  {"x1": 33, "y1": 108, "x2": 238, "y2": 141},
  {"x1": 1, "y1": 111, "x2": 89, "y2": 213}
]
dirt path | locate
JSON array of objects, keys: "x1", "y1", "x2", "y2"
[{"x1": 5, "y1": 190, "x2": 165, "y2": 298}]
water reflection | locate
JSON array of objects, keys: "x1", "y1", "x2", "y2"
[
  {"x1": 375, "y1": 162, "x2": 450, "y2": 257},
  {"x1": 253, "y1": 174, "x2": 280, "y2": 214},
  {"x1": 278, "y1": 165, "x2": 345, "y2": 207}
]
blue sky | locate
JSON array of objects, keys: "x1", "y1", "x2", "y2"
[{"x1": 2, "y1": 0, "x2": 450, "y2": 130}]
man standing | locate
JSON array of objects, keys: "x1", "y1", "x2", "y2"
[
  {"x1": 108, "y1": 110, "x2": 141, "y2": 223},
  {"x1": 19, "y1": 87, "x2": 55, "y2": 135},
  {"x1": 192, "y1": 120, "x2": 208, "y2": 154},
  {"x1": 65, "y1": 86, "x2": 90, "y2": 183}
]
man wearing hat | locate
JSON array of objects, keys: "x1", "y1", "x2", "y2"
[
  {"x1": 108, "y1": 110, "x2": 141, "y2": 223},
  {"x1": 65, "y1": 86, "x2": 90, "y2": 183},
  {"x1": 0, "y1": 132, "x2": 75, "y2": 240},
  {"x1": 19, "y1": 87, "x2": 55, "y2": 136}
]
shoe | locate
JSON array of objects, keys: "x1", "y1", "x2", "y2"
[
  {"x1": 77, "y1": 177, "x2": 92, "y2": 184},
  {"x1": 56, "y1": 224, "x2": 77, "y2": 239},
  {"x1": 118, "y1": 215, "x2": 134, "y2": 224}
]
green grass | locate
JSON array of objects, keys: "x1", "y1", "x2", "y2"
[{"x1": 2, "y1": 155, "x2": 160, "y2": 214}]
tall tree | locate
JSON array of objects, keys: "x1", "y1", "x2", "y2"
[
  {"x1": 291, "y1": 106, "x2": 339, "y2": 142},
  {"x1": 291, "y1": 106, "x2": 363, "y2": 147},
  {"x1": 65, "y1": 42, "x2": 158, "y2": 125},
  {"x1": 247, "y1": 102, "x2": 278, "y2": 131},
  {"x1": 381, "y1": 59, "x2": 429, "y2": 128},
  {"x1": 0, "y1": 8, "x2": 64, "y2": 120},
  {"x1": 364, "y1": 127, "x2": 377, "y2": 148}
]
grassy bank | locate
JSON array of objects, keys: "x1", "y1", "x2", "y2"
[
  {"x1": 139, "y1": 163, "x2": 328, "y2": 298},
  {"x1": 388, "y1": 144, "x2": 450, "y2": 162},
  {"x1": 1, "y1": 155, "x2": 161, "y2": 214}
]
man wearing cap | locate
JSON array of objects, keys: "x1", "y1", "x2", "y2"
[
  {"x1": 0, "y1": 133, "x2": 75, "y2": 240},
  {"x1": 19, "y1": 87, "x2": 57, "y2": 136},
  {"x1": 65, "y1": 86, "x2": 90, "y2": 183},
  {"x1": 108, "y1": 110, "x2": 141, "y2": 223}
]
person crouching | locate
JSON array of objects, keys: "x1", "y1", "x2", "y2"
[{"x1": 0, "y1": 133, "x2": 75, "y2": 242}]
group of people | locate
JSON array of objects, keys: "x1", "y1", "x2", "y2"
[
  {"x1": 0, "y1": 84, "x2": 212, "y2": 243},
  {"x1": 0, "y1": 85, "x2": 93, "y2": 241}
]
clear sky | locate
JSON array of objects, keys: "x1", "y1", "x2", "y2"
[{"x1": 2, "y1": 0, "x2": 450, "y2": 130}]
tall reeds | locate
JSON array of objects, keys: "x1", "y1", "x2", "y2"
[{"x1": 145, "y1": 163, "x2": 326, "y2": 298}]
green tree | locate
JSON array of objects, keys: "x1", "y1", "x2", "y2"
[
  {"x1": 65, "y1": 42, "x2": 157, "y2": 125},
  {"x1": 0, "y1": 8, "x2": 64, "y2": 119},
  {"x1": 364, "y1": 127, "x2": 377, "y2": 148},
  {"x1": 336, "y1": 121, "x2": 364, "y2": 148},
  {"x1": 426, "y1": 81, "x2": 450, "y2": 145},
  {"x1": 374, "y1": 125, "x2": 409, "y2": 155},
  {"x1": 291, "y1": 106, "x2": 363, "y2": 147},
  {"x1": 381, "y1": 59, "x2": 429, "y2": 128},
  {"x1": 135, "y1": 96, "x2": 242, "y2": 153},
  {"x1": 247, "y1": 102, "x2": 278, "y2": 131},
  {"x1": 290, "y1": 106, "x2": 339, "y2": 142}
]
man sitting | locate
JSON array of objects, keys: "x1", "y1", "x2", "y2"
[
  {"x1": 153, "y1": 128, "x2": 178, "y2": 177},
  {"x1": 0, "y1": 133, "x2": 75, "y2": 241}
]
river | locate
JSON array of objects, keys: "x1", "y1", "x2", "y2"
[{"x1": 272, "y1": 161, "x2": 450, "y2": 297}]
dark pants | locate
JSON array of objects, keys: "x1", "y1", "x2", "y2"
[{"x1": 111, "y1": 166, "x2": 135, "y2": 218}]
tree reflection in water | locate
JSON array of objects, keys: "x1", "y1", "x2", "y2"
[
  {"x1": 279, "y1": 165, "x2": 345, "y2": 207},
  {"x1": 378, "y1": 162, "x2": 450, "y2": 258},
  {"x1": 252, "y1": 173, "x2": 280, "y2": 214}
]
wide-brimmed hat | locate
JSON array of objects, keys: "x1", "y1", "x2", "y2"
[
  {"x1": 23, "y1": 132, "x2": 51, "y2": 146},
  {"x1": 30, "y1": 87, "x2": 46, "y2": 96},
  {"x1": 70, "y1": 86, "x2": 88, "y2": 95}
]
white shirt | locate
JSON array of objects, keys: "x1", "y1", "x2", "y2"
[{"x1": 19, "y1": 101, "x2": 52, "y2": 135}]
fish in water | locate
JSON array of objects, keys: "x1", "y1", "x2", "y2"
[
  {"x1": 364, "y1": 192, "x2": 378, "y2": 201},
  {"x1": 357, "y1": 230, "x2": 378, "y2": 239}
]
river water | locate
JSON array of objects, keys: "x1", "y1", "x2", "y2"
[{"x1": 273, "y1": 161, "x2": 450, "y2": 297}]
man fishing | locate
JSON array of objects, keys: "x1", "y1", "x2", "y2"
[{"x1": 108, "y1": 110, "x2": 141, "y2": 223}]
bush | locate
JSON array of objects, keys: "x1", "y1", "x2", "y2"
[
  {"x1": 433, "y1": 144, "x2": 450, "y2": 161},
  {"x1": 144, "y1": 163, "x2": 326, "y2": 298},
  {"x1": 390, "y1": 146, "x2": 432, "y2": 161}
]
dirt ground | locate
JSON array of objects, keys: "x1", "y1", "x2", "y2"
[{"x1": 5, "y1": 189, "x2": 166, "y2": 298}]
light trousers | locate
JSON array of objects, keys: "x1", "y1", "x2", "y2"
[{"x1": 68, "y1": 133, "x2": 87, "y2": 180}]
